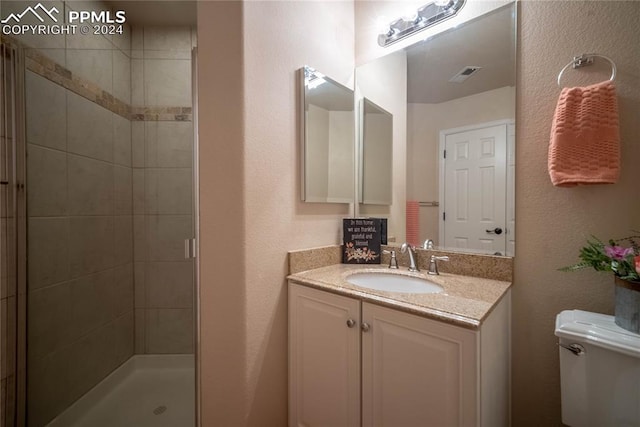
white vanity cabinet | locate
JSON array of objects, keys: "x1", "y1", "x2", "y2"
[
  {"x1": 289, "y1": 283, "x2": 361, "y2": 427},
  {"x1": 288, "y1": 282, "x2": 511, "y2": 427}
]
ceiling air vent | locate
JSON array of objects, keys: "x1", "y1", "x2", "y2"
[{"x1": 449, "y1": 66, "x2": 482, "y2": 83}]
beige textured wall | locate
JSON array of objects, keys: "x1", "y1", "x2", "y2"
[
  {"x1": 197, "y1": 1, "x2": 354, "y2": 425},
  {"x1": 514, "y1": 1, "x2": 640, "y2": 425}
]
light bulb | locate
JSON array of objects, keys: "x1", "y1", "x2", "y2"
[
  {"x1": 375, "y1": 16, "x2": 391, "y2": 35},
  {"x1": 401, "y1": 8, "x2": 418, "y2": 22}
]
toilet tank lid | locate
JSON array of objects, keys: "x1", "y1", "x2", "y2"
[{"x1": 555, "y1": 310, "x2": 640, "y2": 359}]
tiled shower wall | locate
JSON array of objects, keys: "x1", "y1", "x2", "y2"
[
  {"x1": 131, "y1": 27, "x2": 195, "y2": 355},
  {"x1": 26, "y1": 71, "x2": 134, "y2": 427},
  {"x1": 22, "y1": 2, "x2": 134, "y2": 423}
]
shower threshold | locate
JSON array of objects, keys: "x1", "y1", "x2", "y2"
[{"x1": 46, "y1": 354, "x2": 195, "y2": 427}]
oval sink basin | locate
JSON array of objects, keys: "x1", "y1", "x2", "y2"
[{"x1": 346, "y1": 272, "x2": 444, "y2": 294}]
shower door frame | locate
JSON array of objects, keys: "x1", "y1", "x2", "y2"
[
  {"x1": 192, "y1": 46, "x2": 202, "y2": 427},
  {"x1": 1, "y1": 37, "x2": 28, "y2": 427}
]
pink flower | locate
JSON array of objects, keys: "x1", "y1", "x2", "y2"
[
  {"x1": 605, "y1": 245, "x2": 634, "y2": 260},
  {"x1": 636, "y1": 255, "x2": 640, "y2": 275}
]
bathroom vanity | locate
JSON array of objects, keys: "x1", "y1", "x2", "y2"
[{"x1": 287, "y1": 264, "x2": 511, "y2": 427}]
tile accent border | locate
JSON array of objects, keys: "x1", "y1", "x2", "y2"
[
  {"x1": 25, "y1": 48, "x2": 133, "y2": 118},
  {"x1": 20, "y1": 42, "x2": 192, "y2": 122},
  {"x1": 130, "y1": 106, "x2": 193, "y2": 122}
]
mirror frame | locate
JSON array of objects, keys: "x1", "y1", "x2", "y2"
[
  {"x1": 299, "y1": 65, "x2": 355, "y2": 203},
  {"x1": 353, "y1": 1, "x2": 517, "y2": 257}
]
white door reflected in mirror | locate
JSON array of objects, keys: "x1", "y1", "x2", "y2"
[{"x1": 440, "y1": 121, "x2": 514, "y2": 256}]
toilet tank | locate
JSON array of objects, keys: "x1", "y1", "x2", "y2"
[{"x1": 555, "y1": 310, "x2": 640, "y2": 427}]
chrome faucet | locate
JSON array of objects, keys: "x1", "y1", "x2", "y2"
[
  {"x1": 423, "y1": 239, "x2": 434, "y2": 250},
  {"x1": 427, "y1": 255, "x2": 449, "y2": 275},
  {"x1": 401, "y1": 243, "x2": 419, "y2": 272}
]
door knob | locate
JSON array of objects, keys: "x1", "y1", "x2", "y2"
[
  {"x1": 485, "y1": 227, "x2": 503, "y2": 235},
  {"x1": 361, "y1": 322, "x2": 371, "y2": 332},
  {"x1": 346, "y1": 319, "x2": 357, "y2": 328}
]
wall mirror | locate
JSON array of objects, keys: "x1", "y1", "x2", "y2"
[
  {"x1": 360, "y1": 98, "x2": 393, "y2": 205},
  {"x1": 356, "y1": 2, "x2": 516, "y2": 256},
  {"x1": 300, "y1": 66, "x2": 355, "y2": 203}
]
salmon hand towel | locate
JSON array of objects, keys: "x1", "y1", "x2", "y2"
[{"x1": 548, "y1": 80, "x2": 620, "y2": 187}]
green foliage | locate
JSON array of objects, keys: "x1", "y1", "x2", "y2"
[
  {"x1": 560, "y1": 233, "x2": 640, "y2": 281},
  {"x1": 560, "y1": 236, "x2": 610, "y2": 272}
]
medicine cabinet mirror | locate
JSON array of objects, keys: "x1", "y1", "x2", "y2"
[
  {"x1": 300, "y1": 66, "x2": 355, "y2": 203},
  {"x1": 356, "y1": 2, "x2": 516, "y2": 256}
]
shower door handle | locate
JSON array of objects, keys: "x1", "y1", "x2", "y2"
[
  {"x1": 1, "y1": 43, "x2": 11, "y2": 186},
  {"x1": 184, "y1": 238, "x2": 197, "y2": 259}
]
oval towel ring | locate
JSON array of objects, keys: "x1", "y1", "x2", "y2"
[{"x1": 557, "y1": 53, "x2": 616, "y2": 87}]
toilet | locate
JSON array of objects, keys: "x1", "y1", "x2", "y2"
[{"x1": 555, "y1": 310, "x2": 640, "y2": 427}]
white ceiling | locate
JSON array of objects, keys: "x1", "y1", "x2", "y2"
[{"x1": 406, "y1": 4, "x2": 516, "y2": 104}]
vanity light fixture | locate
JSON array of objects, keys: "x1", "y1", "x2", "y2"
[{"x1": 378, "y1": 0, "x2": 466, "y2": 47}]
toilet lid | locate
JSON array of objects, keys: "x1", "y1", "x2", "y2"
[{"x1": 555, "y1": 310, "x2": 640, "y2": 359}]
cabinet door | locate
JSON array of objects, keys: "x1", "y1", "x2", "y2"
[
  {"x1": 289, "y1": 284, "x2": 361, "y2": 427},
  {"x1": 362, "y1": 303, "x2": 477, "y2": 427}
]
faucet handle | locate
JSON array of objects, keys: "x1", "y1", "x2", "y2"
[
  {"x1": 423, "y1": 239, "x2": 435, "y2": 250},
  {"x1": 428, "y1": 255, "x2": 449, "y2": 275},
  {"x1": 383, "y1": 250, "x2": 399, "y2": 269}
]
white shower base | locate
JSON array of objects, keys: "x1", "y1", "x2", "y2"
[{"x1": 47, "y1": 354, "x2": 195, "y2": 427}]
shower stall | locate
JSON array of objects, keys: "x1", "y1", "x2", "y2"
[{"x1": 1, "y1": 1, "x2": 198, "y2": 426}]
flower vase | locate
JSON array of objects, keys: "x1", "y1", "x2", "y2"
[{"x1": 614, "y1": 276, "x2": 640, "y2": 334}]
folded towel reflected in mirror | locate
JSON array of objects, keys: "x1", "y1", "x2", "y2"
[{"x1": 406, "y1": 201, "x2": 419, "y2": 247}]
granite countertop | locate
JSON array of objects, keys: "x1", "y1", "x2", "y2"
[{"x1": 287, "y1": 264, "x2": 511, "y2": 330}]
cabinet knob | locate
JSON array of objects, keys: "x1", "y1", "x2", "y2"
[
  {"x1": 361, "y1": 322, "x2": 371, "y2": 332},
  {"x1": 346, "y1": 319, "x2": 357, "y2": 328}
]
